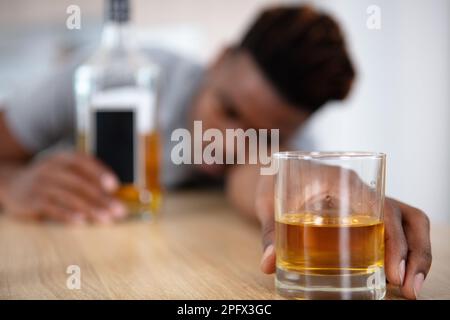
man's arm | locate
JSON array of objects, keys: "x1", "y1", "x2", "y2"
[
  {"x1": 0, "y1": 112, "x2": 32, "y2": 204},
  {"x1": 0, "y1": 112, "x2": 31, "y2": 161},
  {"x1": 225, "y1": 163, "x2": 262, "y2": 220}
]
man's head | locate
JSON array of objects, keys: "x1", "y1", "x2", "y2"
[{"x1": 191, "y1": 5, "x2": 355, "y2": 168}]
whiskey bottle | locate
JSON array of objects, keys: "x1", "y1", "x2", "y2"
[{"x1": 74, "y1": 0, "x2": 161, "y2": 218}]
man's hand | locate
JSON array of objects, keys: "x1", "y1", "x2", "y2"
[
  {"x1": 256, "y1": 174, "x2": 432, "y2": 300},
  {"x1": 1, "y1": 152, "x2": 126, "y2": 224}
]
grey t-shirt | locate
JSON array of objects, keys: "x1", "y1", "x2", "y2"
[{"x1": 4, "y1": 47, "x2": 204, "y2": 188}]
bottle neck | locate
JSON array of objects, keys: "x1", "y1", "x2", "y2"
[{"x1": 100, "y1": 21, "x2": 136, "y2": 50}]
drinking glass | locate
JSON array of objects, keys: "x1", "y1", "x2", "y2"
[{"x1": 274, "y1": 151, "x2": 386, "y2": 300}]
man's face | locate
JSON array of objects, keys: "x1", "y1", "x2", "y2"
[{"x1": 191, "y1": 49, "x2": 310, "y2": 173}]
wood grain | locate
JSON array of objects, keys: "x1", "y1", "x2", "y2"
[{"x1": 0, "y1": 191, "x2": 448, "y2": 299}]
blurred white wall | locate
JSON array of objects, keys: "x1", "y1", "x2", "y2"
[
  {"x1": 135, "y1": 0, "x2": 276, "y2": 61},
  {"x1": 1, "y1": 0, "x2": 449, "y2": 222}
]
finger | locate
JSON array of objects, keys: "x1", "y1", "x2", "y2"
[
  {"x1": 384, "y1": 198, "x2": 408, "y2": 286},
  {"x1": 36, "y1": 199, "x2": 86, "y2": 225},
  {"x1": 260, "y1": 216, "x2": 276, "y2": 274},
  {"x1": 8, "y1": 206, "x2": 42, "y2": 222},
  {"x1": 260, "y1": 244, "x2": 276, "y2": 274},
  {"x1": 259, "y1": 207, "x2": 275, "y2": 250},
  {"x1": 42, "y1": 187, "x2": 92, "y2": 223},
  {"x1": 43, "y1": 169, "x2": 126, "y2": 219},
  {"x1": 50, "y1": 153, "x2": 119, "y2": 193},
  {"x1": 255, "y1": 175, "x2": 276, "y2": 274},
  {"x1": 396, "y1": 201, "x2": 432, "y2": 300},
  {"x1": 43, "y1": 187, "x2": 114, "y2": 224},
  {"x1": 255, "y1": 175, "x2": 275, "y2": 249}
]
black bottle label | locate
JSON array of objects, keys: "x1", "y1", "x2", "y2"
[{"x1": 93, "y1": 110, "x2": 136, "y2": 184}]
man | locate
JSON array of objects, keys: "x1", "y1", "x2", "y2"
[{"x1": 0, "y1": 6, "x2": 430, "y2": 299}]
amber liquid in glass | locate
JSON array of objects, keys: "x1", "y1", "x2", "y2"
[{"x1": 275, "y1": 213, "x2": 385, "y2": 299}]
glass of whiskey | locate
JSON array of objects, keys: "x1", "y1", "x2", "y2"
[{"x1": 273, "y1": 151, "x2": 386, "y2": 300}]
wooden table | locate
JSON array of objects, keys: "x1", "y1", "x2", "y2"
[{"x1": 0, "y1": 192, "x2": 449, "y2": 299}]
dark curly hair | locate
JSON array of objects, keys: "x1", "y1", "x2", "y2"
[{"x1": 239, "y1": 5, "x2": 356, "y2": 111}]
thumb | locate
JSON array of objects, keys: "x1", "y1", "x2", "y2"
[
  {"x1": 261, "y1": 220, "x2": 275, "y2": 274},
  {"x1": 255, "y1": 175, "x2": 276, "y2": 274}
]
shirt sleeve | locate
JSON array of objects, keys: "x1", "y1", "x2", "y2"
[{"x1": 3, "y1": 53, "x2": 84, "y2": 154}]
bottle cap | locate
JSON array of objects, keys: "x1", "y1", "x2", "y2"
[{"x1": 108, "y1": 0, "x2": 129, "y2": 23}]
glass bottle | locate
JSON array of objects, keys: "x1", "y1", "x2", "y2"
[{"x1": 74, "y1": 0, "x2": 161, "y2": 218}]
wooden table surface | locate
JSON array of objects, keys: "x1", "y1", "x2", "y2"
[{"x1": 0, "y1": 191, "x2": 449, "y2": 300}]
